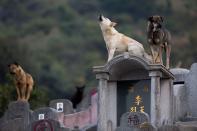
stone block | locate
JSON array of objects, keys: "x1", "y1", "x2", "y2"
[
  {"x1": 32, "y1": 107, "x2": 59, "y2": 122},
  {"x1": 185, "y1": 63, "x2": 197, "y2": 116},
  {"x1": 0, "y1": 101, "x2": 32, "y2": 130},
  {"x1": 176, "y1": 121, "x2": 197, "y2": 131},
  {"x1": 170, "y1": 68, "x2": 189, "y2": 83},
  {"x1": 6, "y1": 101, "x2": 31, "y2": 121},
  {"x1": 49, "y1": 99, "x2": 74, "y2": 114},
  {"x1": 0, "y1": 118, "x2": 25, "y2": 131},
  {"x1": 173, "y1": 84, "x2": 188, "y2": 121}
]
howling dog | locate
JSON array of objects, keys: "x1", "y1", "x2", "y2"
[
  {"x1": 99, "y1": 14, "x2": 150, "y2": 62},
  {"x1": 147, "y1": 15, "x2": 171, "y2": 69}
]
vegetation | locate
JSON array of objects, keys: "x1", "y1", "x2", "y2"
[{"x1": 0, "y1": 0, "x2": 196, "y2": 116}]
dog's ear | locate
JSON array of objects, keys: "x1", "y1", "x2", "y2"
[
  {"x1": 159, "y1": 16, "x2": 163, "y2": 22},
  {"x1": 8, "y1": 64, "x2": 11, "y2": 67},
  {"x1": 148, "y1": 16, "x2": 153, "y2": 22},
  {"x1": 110, "y1": 22, "x2": 117, "y2": 27}
]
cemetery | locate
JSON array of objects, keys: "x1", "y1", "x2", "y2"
[
  {"x1": 0, "y1": 11, "x2": 196, "y2": 131},
  {"x1": 1, "y1": 51, "x2": 197, "y2": 131}
]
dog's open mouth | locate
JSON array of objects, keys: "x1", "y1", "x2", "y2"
[
  {"x1": 98, "y1": 14, "x2": 103, "y2": 21},
  {"x1": 10, "y1": 72, "x2": 15, "y2": 75}
]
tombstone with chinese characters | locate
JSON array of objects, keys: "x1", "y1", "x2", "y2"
[
  {"x1": 116, "y1": 112, "x2": 150, "y2": 131},
  {"x1": 93, "y1": 53, "x2": 174, "y2": 131}
]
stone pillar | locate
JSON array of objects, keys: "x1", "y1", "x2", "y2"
[
  {"x1": 108, "y1": 82, "x2": 117, "y2": 130},
  {"x1": 149, "y1": 71, "x2": 162, "y2": 127},
  {"x1": 95, "y1": 72, "x2": 109, "y2": 131}
]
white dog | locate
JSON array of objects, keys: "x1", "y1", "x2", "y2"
[{"x1": 99, "y1": 15, "x2": 150, "y2": 62}]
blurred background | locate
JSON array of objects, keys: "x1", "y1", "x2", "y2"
[{"x1": 0, "y1": 0, "x2": 196, "y2": 116}]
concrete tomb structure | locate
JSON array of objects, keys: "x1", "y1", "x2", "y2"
[{"x1": 93, "y1": 53, "x2": 174, "y2": 131}]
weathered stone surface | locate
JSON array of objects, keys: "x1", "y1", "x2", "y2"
[
  {"x1": 115, "y1": 126, "x2": 134, "y2": 131},
  {"x1": 32, "y1": 107, "x2": 59, "y2": 122},
  {"x1": 185, "y1": 63, "x2": 197, "y2": 117},
  {"x1": 120, "y1": 112, "x2": 149, "y2": 128},
  {"x1": 49, "y1": 99, "x2": 74, "y2": 114},
  {"x1": 115, "y1": 112, "x2": 150, "y2": 131},
  {"x1": 0, "y1": 101, "x2": 32, "y2": 130},
  {"x1": 176, "y1": 121, "x2": 197, "y2": 131},
  {"x1": 138, "y1": 123, "x2": 156, "y2": 131},
  {"x1": 158, "y1": 125, "x2": 178, "y2": 131},
  {"x1": 173, "y1": 84, "x2": 188, "y2": 121},
  {"x1": 0, "y1": 119, "x2": 25, "y2": 131},
  {"x1": 170, "y1": 68, "x2": 189, "y2": 83},
  {"x1": 5, "y1": 101, "x2": 31, "y2": 121}
]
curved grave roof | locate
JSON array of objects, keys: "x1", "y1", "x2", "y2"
[{"x1": 93, "y1": 53, "x2": 174, "y2": 81}]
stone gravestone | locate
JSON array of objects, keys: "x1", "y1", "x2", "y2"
[
  {"x1": 116, "y1": 112, "x2": 149, "y2": 131},
  {"x1": 49, "y1": 99, "x2": 74, "y2": 114},
  {"x1": 170, "y1": 68, "x2": 189, "y2": 121},
  {"x1": 185, "y1": 63, "x2": 197, "y2": 117},
  {"x1": 32, "y1": 107, "x2": 59, "y2": 122},
  {"x1": 0, "y1": 101, "x2": 32, "y2": 131}
]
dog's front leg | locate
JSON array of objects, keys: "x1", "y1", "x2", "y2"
[
  {"x1": 20, "y1": 84, "x2": 26, "y2": 101},
  {"x1": 108, "y1": 48, "x2": 116, "y2": 62},
  {"x1": 26, "y1": 84, "x2": 33, "y2": 101},
  {"x1": 165, "y1": 43, "x2": 171, "y2": 69},
  {"x1": 158, "y1": 45, "x2": 163, "y2": 64},
  {"x1": 150, "y1": 46, "x2": 156, "y2": 63},
  {"x1": 16, "y1": 85, "x2": 21, "y2": 101}
]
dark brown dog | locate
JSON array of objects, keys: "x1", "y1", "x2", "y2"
[
  {"x1": 8, "y1": 62, "x2": 34, "y2": 101},
  {"x1": 147, "y1": 15, "x2": 171, "y2": 69}
]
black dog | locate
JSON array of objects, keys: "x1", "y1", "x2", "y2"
[
  {"x1": 147, "y1": 15, "x2": 171, "y2": 69},
  {"x1": 71, "y1": 85, "x2": 85, "y2": 108}
]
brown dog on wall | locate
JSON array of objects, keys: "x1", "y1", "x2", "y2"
[
  {"x1": 8, "y1": 62, "x2": 34, "y2": 101},
  {"x1": 147, "y1": 15, "x2": 171, "y2": 69}
]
